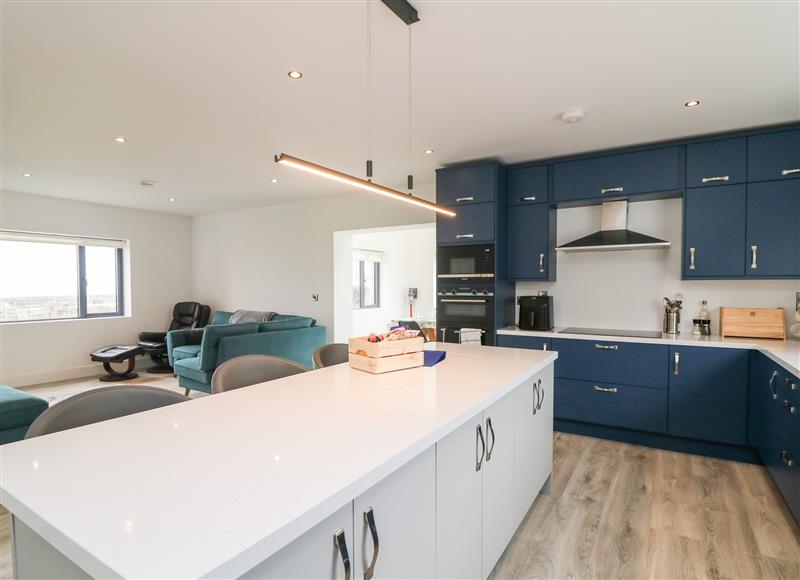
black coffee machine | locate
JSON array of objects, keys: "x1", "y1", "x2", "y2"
[{"x1": 518, "y1": 293, "x2": 554, "y2": 331}]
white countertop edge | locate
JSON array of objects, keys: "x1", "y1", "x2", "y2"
[
  {"x1": 5, "y1": 350, "x2": 558, "y2": 580},
  {"x1": 205, "y1": 350, "x2": 557, "y2": 579},
  {"x1": 496, "y1": 327, "x2": 800, "y2": 376}
]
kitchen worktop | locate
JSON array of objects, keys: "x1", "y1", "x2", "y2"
[
  {"x1": 0, "y1": 343, "x2": 556, "y2": 579},
  {"x1": 497, "y1": 327, "x2": 800, "y2": 377}
]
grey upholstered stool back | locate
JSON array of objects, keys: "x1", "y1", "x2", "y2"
[
  {"x1": 211, "y1": 355, "x2": 308, "y2": 394},
  {"x1": 312, "y1": 343, "x2": 350, "y2": 369},
  {"x1": 25, "y1": 385, "x2": 189, "y2": 439}
]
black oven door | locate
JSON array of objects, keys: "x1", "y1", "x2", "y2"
[
  {"x1": 437, "y1": 296, "x2": 493, "y2": 323},
  {"x1": 437, "y1": 244, "x2": 494, "y2": 279}
]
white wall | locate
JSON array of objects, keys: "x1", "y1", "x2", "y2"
[
  {"x1": 517, "y1": 198, "x2": 800, "y2": 333},
  {"x1": 192, "y1": 193, "x2": 435, "y2": 341},
  {"x1": 332, "y1": 225, "x2": 436, "y2": 340},
  {"x1": 0, "y1": 191, "x2": 193, "y2": 386}
]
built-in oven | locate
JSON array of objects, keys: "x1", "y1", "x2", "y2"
[
  {"x1": 437, "y1": 244, "x2": 494, "y2": 280},
  {"x1": 436, "y1": 287, "x2": 494, "y2": 346}
]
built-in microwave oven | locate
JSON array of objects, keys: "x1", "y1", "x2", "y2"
[{"x1": 437, "y1": 244, "x2": 494, "y2": 280}]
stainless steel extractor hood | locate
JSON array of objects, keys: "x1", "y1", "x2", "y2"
[{"x1": 556, "y1": 200, "x2": 670, "y2": 252}]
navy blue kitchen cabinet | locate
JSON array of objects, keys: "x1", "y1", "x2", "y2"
[
  {"x1": 552, "y1": 146, "x2": 682, "y2": 203},
  {"x1": 436, "y1": 203, "x2": 495, "y2": 245},
  {"x1": 495, "y1": 334, "x2": 551, "y2": 351},
  {"x1": 686, "y1": 137, "x2": 747, "y2": 188},
  {"x1": 748, "y1": 129, "x2": 800, "y2": 183},
  {"x1": 667, "y1": 346, "x2": 749, "y2": 446},
  {"x1": 552, "y1": 338, "x2": 668, "y2": 389},
  {"x1": 683, "y1": 185, "x2": 746, "y2": 278},
  {"x1": 554, "y1": 378, "x2": 668, "y2": 434},
  {"x1": 754, "y1": 356, "x2": 800, "y2": 523},
  {"x1": 506, "y1": 204, "x2": 554, "y2": 280},
  {"x1": 506, "y1": 165, "x2": 548, "y2": 205},
  {"x1": 436, "y1": 163, "x2": 498, "y2": 206},
  {"x1": 746, "y1": 180, "x2": 800, "y2": 277}
]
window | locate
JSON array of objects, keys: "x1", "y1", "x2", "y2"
[
  {"x1": 352, "y1": 249, "x2": 382, "y2": 309},
  {"x1": 0, "y1": 231, "x2": 125, "y2": 322}
]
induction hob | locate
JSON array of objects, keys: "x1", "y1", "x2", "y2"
[{"x1": 558, "y1": 327, "x2": 663, "y2": 339}]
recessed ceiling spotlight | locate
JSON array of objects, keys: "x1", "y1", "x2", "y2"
[
  {"x1": 22, "y1": 171, "x2": 32, "y2": 177},
  {"x1": 684, "y1": 100, "x2": 701, "y2": 108},
  {"x1": 114, "y1": 136, "x2": 127, "y2": 143},
  {"x1": 560, "y1": 108, "x2": 585, "y2": 124},
  {"x1": 270, "y1": 178, "x2": 278, "y2": 183},
  {"x1": 424, "y1": 148, "x2": 434, "y2": 154},
  {"x1": 288, "y1": 70, "x2": 303, "y2": 79},
  {"x1": 169, "y1": 197, "x2": 176, "y2": 202}
]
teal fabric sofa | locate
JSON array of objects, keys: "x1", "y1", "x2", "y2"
[
  {"x1": 167, "y1": 312, "x2": 326, "y2": 394},
  {"x1": 0, "y1": 385, "x2": 49, "y2": 444}
]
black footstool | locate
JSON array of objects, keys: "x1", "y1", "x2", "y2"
[{"x1": 90, "y1": 345, "x2": 144, "y2": 382}]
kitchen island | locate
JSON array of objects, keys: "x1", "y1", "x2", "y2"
[{"x1": 1, "y1": 343, "x2": 556, "y2": 579}]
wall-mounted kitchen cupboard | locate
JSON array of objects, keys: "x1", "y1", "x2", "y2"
[
  {"x1": 436, "y1": 162, "x2": 504, "y2": 246},
  {"x1": 748, "y1": 128, "x2": 800, "y2": 183},
  {"x1": 552, "y1": 146, "x2": 683, "y2": 203},
  {"x1": 685, "y1": 137, "x2": 747, "y2": 188},
  {"x1": 506, "y1": 165, "x2": 548, "y2": 205},
  {"x1": 683, "y1": 185, "x2": 747, "y2": 278},
  {"x1": 505, "y1": 203, "x2": 556, "y2": 280},
  {"x1": 746, "y1": 180, "x2": 800, "y2": 277}
]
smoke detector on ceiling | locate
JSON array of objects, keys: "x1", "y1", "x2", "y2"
[{"x1": 560, "y1": 108, "x2": 585, "y2": 124}]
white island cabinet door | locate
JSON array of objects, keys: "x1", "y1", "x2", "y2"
[
  {"x1": 353, "y1": 446, "x2": 436, "y2": 579},
  {"x1": 435, "y1": 412, "x2": 483, "y2": 579},
  {"x1": 481, "y1": 391, "x2": 517, "y2": 578},
  {"x1": 513, "y1": 368, "x2": 554, "y2": 526},
  {"x1": 240, "y1": 502, "x2": 354, "y2": 579}
]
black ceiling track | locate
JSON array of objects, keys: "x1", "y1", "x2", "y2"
[{"x1": 380, "y1": 0, "x2": 420, "y2": 25}]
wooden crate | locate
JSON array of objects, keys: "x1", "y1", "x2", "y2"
[
  {"x1": 349, "y1": 351, "x2": 424, "y2": 374},
  {"x1": 347, "y1": 336, "x2": 425, "y2": 374},
  {"x1": 348, "y1": 336, "x2": 424, "y2": 358},
  {"x1": 720, "y1": 307, "x2": 786, "y2": 340}
]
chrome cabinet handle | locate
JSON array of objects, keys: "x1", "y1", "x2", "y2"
[
  {"x1": 538, "y1": 253, "x2": 545, "y2": 272},
  {"x1": 594, "y1": 343, "x2": 619, "y2": 350},
  {"x1": 600, "y1": 186, "x2": 624, "y2": 194},
  {"x1": 532, "y1": 381, "x2": 539, "y2": 415},
  {"x1": 519, "y1": 196, "x2": 537, "y2": 202},
  {"x1": 769, "y1": 370, "x2": 779, "y2": 400},
  {"x1": 673, "y1": 352, "x2": 681, "y2": 375},
  {"x1": 701, "y1": 176, "x2": 730, "y2": 183},
  {"x1": 784, "y1": 401, "x2": 798, "y2": 415},
  {"x1": 542, "y1": 343, "x2": 548, "y2": 351},
  {"x1": 475, "y1": 424, "x2": 485, "y2": 471},
  {"x1": 485, "y1": 417, "x2": 495, "y2": 461},
  {"x1": 781, "y1": 451, "x2": 795, "y2": 468},
  {"x1": 334, "y1": 529, "x2": 351, "y2": 580},
  {"x1": 751, "y1": 245, "x2": 758, "y2": 269},
  {"x1": 593, "y1": 385, "x2": 618, "y2": 393},
  {"x1": 785, "y1": 378, "x2": 798, "y2": 391},
  {"x1": 689, "y1": 247, "x2": 696, "y2": 270},
  {"x1": 456, "y1": 196, "x2": 475, "y2": 203},
  {"x1": 362, "y1": 508, "x2": 379, "y2": 580},
  {"x1": 781, "y1": 168, "x2": 800, "y2": 176},
  {"x1": 456, "y1": 234, "x2": 475, "y2": 240}
]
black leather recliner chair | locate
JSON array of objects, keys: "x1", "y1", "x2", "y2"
[{"x1": 139, "y1": 302, "x2": 211, "y2": 372}]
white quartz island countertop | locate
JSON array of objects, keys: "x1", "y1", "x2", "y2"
[
  {"x1": 497, "y1": 327, "x2": 800, "y2": 376},
  {"x1": 0, "y1": 343, "x2": 556, "y2": 579}
]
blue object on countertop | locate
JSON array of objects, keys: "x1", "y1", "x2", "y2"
[{"x1": 424, "y1": 350, "x2": 447, "y2": 366}]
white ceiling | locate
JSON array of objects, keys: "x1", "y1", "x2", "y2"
[{"x1": 3, "y1": 1, "x2": 798, "y2": 216}]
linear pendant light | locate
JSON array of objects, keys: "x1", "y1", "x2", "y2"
[{"x1": 274, "y1": 154, "x2": 456, "y2": 217}]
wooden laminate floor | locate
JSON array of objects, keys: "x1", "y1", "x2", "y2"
[{"x1": 2, "y1": 377, "x2": 799, "y2": 579}]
